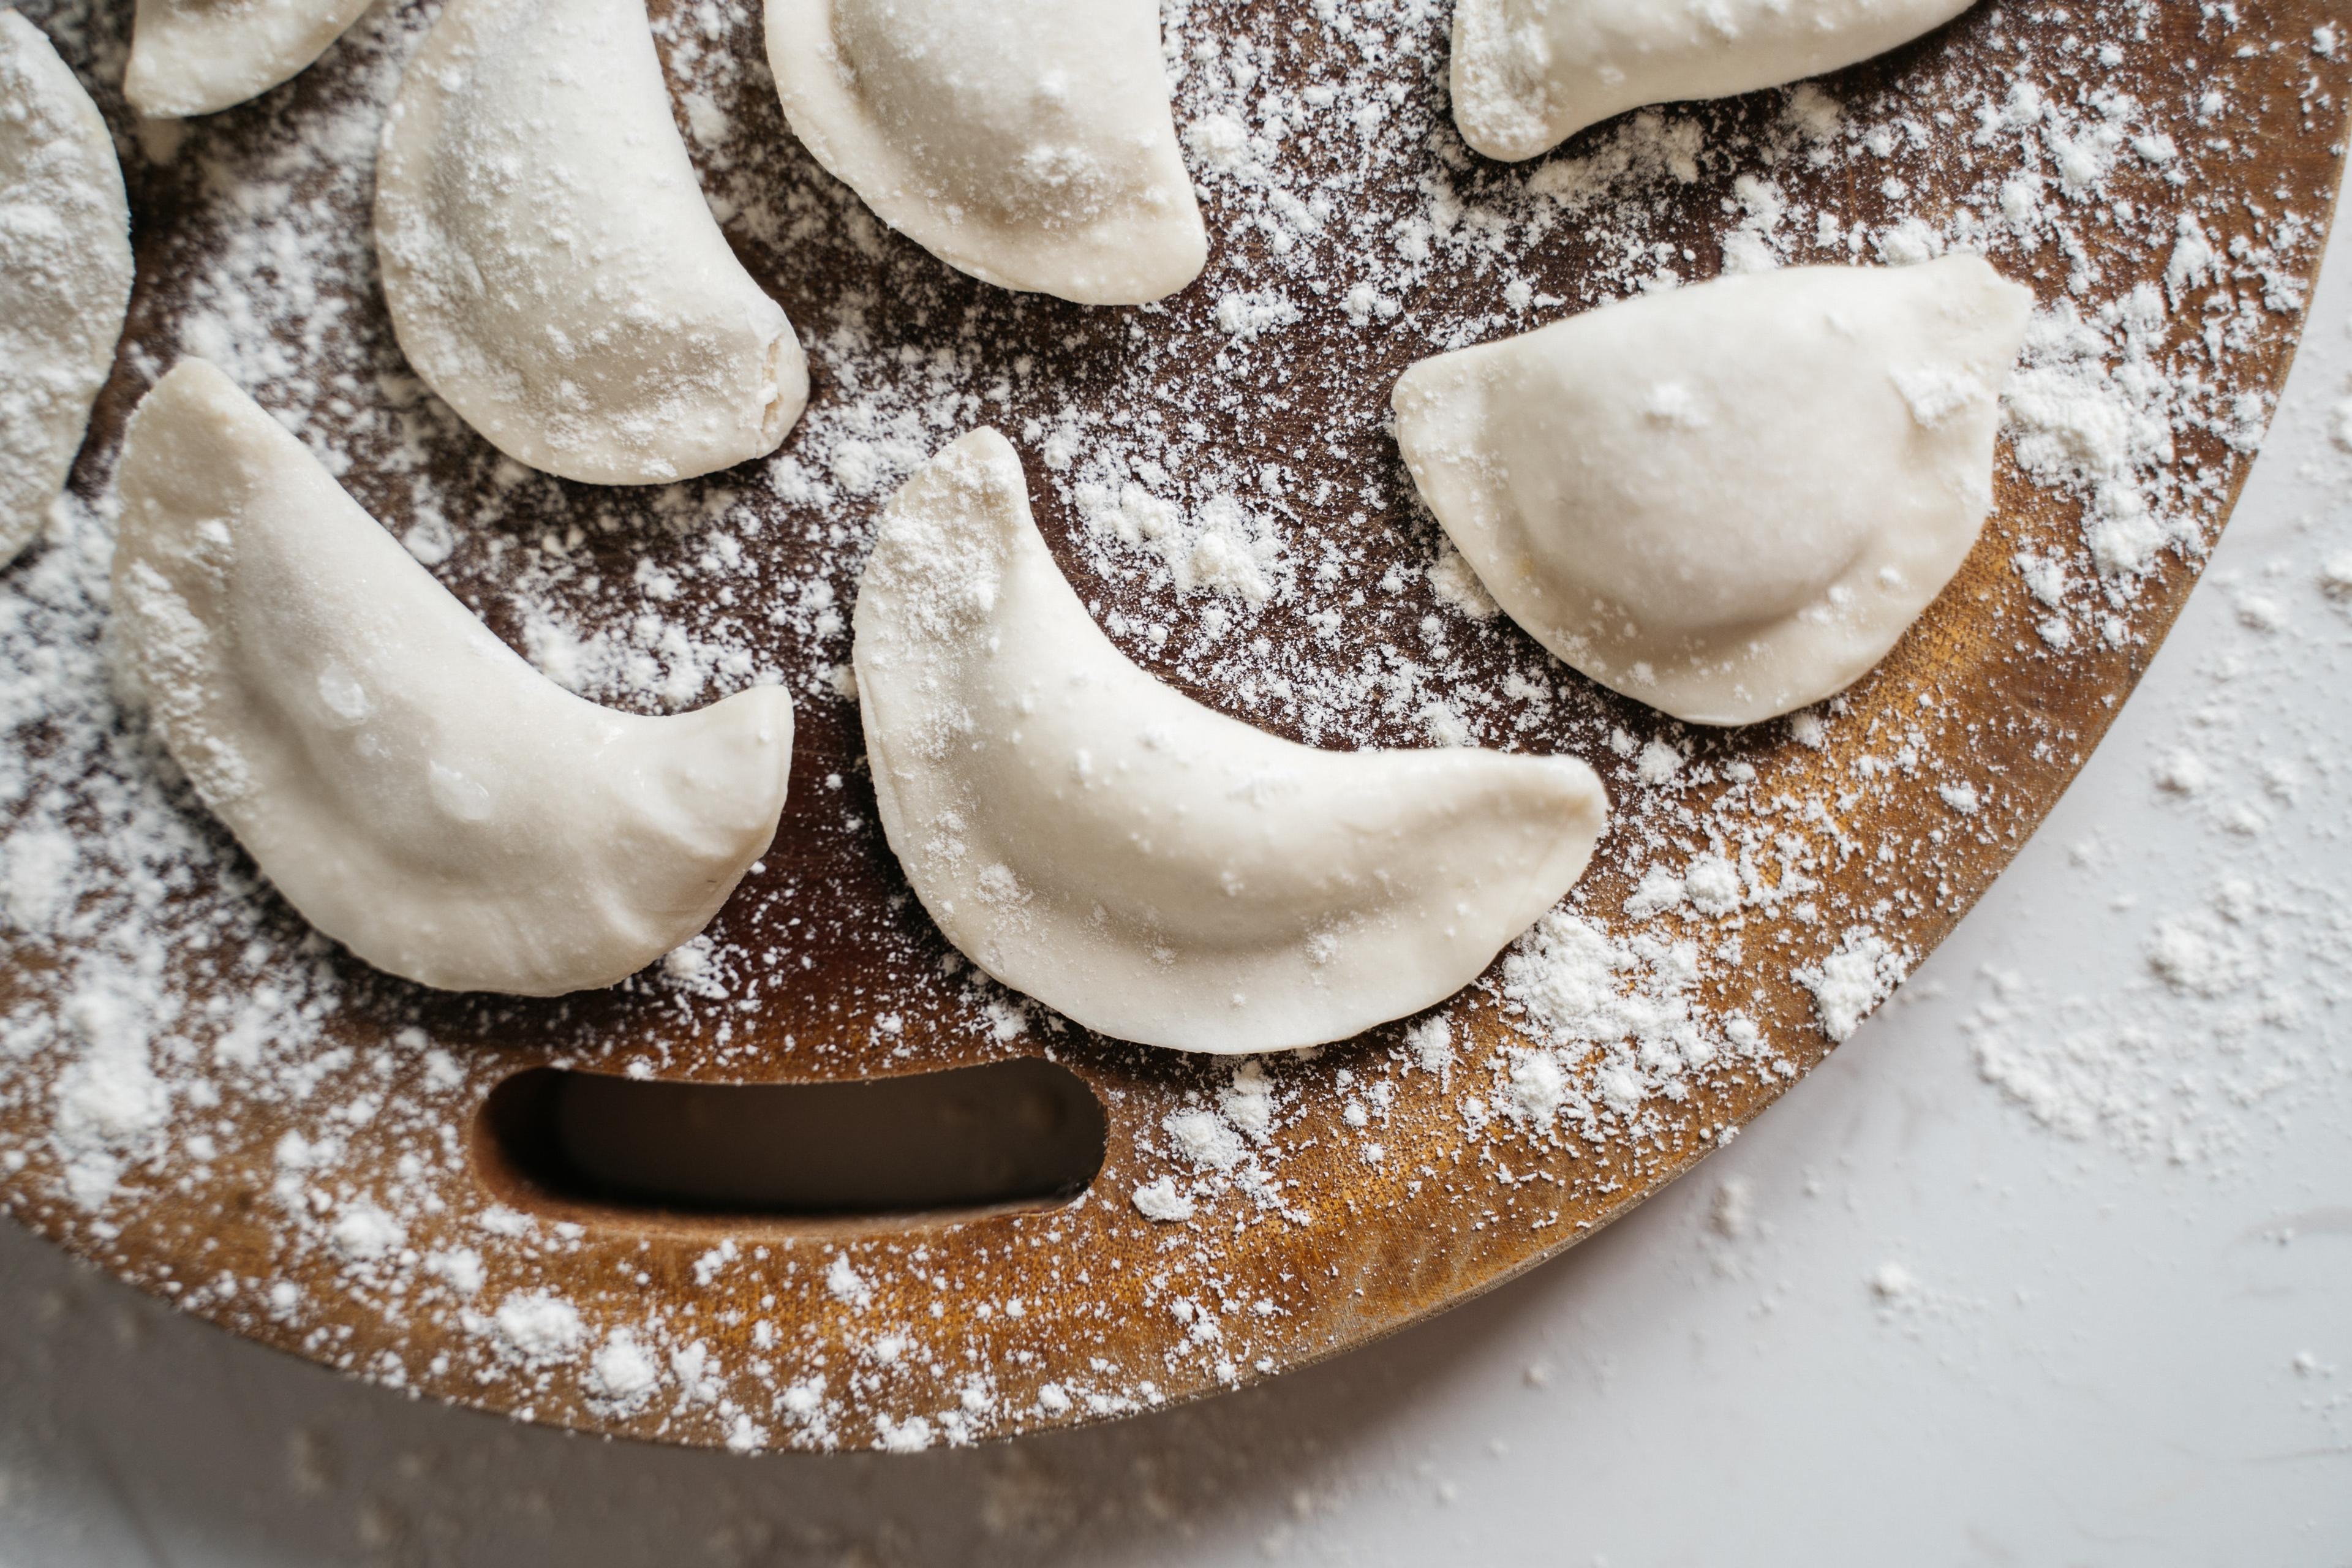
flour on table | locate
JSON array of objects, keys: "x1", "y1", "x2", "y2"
[{"x1": 0, "y1": 0, "x2": 2331, "y2": 1453}]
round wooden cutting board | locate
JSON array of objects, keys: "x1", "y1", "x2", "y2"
[{"x1": 0, "y1": 0, "x2": 2344, "y2": 1452}]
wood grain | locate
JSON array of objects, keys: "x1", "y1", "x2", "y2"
[{"x1": 1, "y1": 0, "x2": 2344, "y2": 1450}]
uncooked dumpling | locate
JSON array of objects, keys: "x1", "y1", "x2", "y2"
[
  {"x1": 0, "y1": 10, "x2": 131, "y2": 566},
  {"x1": 126, "y1": 0, "x2": 373, "y2": 118},
  {"x1": 766, "y1": 0, "x2": 1206, "y2": 306},
  {"x1": 1392, "y1": 257, "x2": 2033, "y2": 727},
  {"x1": 113, "y1": 361, "x2": 794, "y2": 997},
  {"x1": 377, "y1": 0, "x2": 807, "y2": 485},
  {"x1": 1451, "y1": 0, "x2": 1979, "y2": 161},
  {"x1": 854, "y1": 429, "x2": 1609, "y2": 1055}
]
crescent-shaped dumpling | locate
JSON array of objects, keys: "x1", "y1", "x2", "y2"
[
  {"x1": 853, "y1": 429, "x2": 1610, "y2": 1055},
  {"x1": 1451, "y1": 0, "x2": 1980, "y2": 161},
  {"x1": 1392, "y1": 257, "x2": 2034, "y2": 728},
  {"x1": 1, "y1": 10, "x2": 132, "y2": 567},
  {"x1": 113, "y1": 361, "x2": 795, "y2": 997},
  {"x1": 765, "y1": 0, "x2": 1207, "y2": 306},
  {"x1": 375, "y1": 0, "x2": 807, "y2": 485},
  {"x1": 125, "y1": 0, "x2": 374, "y2": 118}
]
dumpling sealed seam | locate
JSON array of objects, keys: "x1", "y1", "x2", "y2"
[
  {"x1": 0, "y1": 10, "x2": 133, "y2": 567},
  {"x1": 113, "y1": 361, "x2": 795, "y2": 997},
  {"x1": 853, "y1": 429, "x2": 1610, "y2": 1056},
  {"x1": 766, "y1": 0, "x2": 1207, "y2": 305},
  {"x1": 1451, "y1": 0, "x2": 1981, "y2": 162},
  {"x1": 377, "y1": 0, "x2": 807, "y2": 485},
  {"x1": 1392, "y1": 257, "x2": 2034, "y2": 727}
]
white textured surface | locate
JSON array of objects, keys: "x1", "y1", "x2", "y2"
[
  {"x1": 111, "y1": 361, "x2": 794, "y2": 997},
  {"x1": 123, "y1": 0, "x2": 373, "y2": 118},
  {"x1": 375, "y1": 0, "x2": 807, "y2": 484},
  {"x1": 0, "y1": 8, "x2": 130, "y2": 567},
  {"x1": 764, "y1": 0, "x2": 1207, "y2": 304},
  {"x1": 1449, "y1": 0, "x2": 1980, "y2": 161},
  {"x1": 854, "y1": 428, "x2": 1607, "y2": 1055},
  {"x1": 1, "y1": 179, "x2": 2348, "y2": 1568},
  {"x1": 1392, "y1": 257, "x2": 2032, "y2": 725}
]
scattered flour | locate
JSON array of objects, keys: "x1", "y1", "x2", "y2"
[
  {"x1": 1131, "y1": 1177, "x2": 1196, "y2": 1223},
  {"x1": 1799, "y1": 932, "x2": 1908, "y2": 1044},
  {"x1": 489, "y1": 1292, "x2": 585, "y2": 1366},
  {"x1": 0, "y1": 0, "x2": 2329, "y2": 1457}
]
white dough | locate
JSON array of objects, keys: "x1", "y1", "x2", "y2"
[
  {"x1": 854, "y1": 430, "x2": 1610, "y2": 1055},
  {"x1": 113, "y1": 361, "x2": 795, "y2": 997},
  {"x1": 126, "y1": 0, "x2": 373, "y2": 118},
  {"x1": 1393, "y1": 258, "x2": 2033, "y2": 727},
  {"x1": 1450, "y1": 0, "x2": 1979, "y2": 161},
  {"x1": 0, "y1": 10, "x2": 130, "y2": 566},
  {"x1": 377, "y1": 0, "x2": 807, "y2": 485},
  {"x1": 766, "y1": 0, "x2": 1207, "y2": 306}
]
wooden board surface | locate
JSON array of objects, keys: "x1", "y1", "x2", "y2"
[{"x1": 0, "y1": 0, "x2": 2344, "y2": 1451}]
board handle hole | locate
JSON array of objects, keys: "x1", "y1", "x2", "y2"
[{"x1": 474, "y1": 1061, "x2": 1106, "y2": 1233}]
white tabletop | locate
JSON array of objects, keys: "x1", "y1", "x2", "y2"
[{"x1": 2, "y1": 169, "x2": 2348, "y2": 1568}]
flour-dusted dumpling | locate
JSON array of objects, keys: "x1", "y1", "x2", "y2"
[
  {"x1": 1393, "y1": 258, "x2": 2033, "y2": 727},
  {"x1": 377, "y1": 0, "x2": 807, "y2": 485},
  {"x1": 126, "y1": 0, "x2": 372, "y2": 117},
  {"x1": 113, "y1": 362, "x2": 795, "y2": 997},
  {"x1": 1451, "y1": 0, "x2": 1979, "y2": 160},
  {"x1": 854, "y1": 431, "x2": 1608, "y2": 1055},
  {"x1": 0, "y1": 11, "x2": 131, "y2": 567},
  {"x1": 766, "y1": 0, "x2": 1206, "y2": 306}
]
